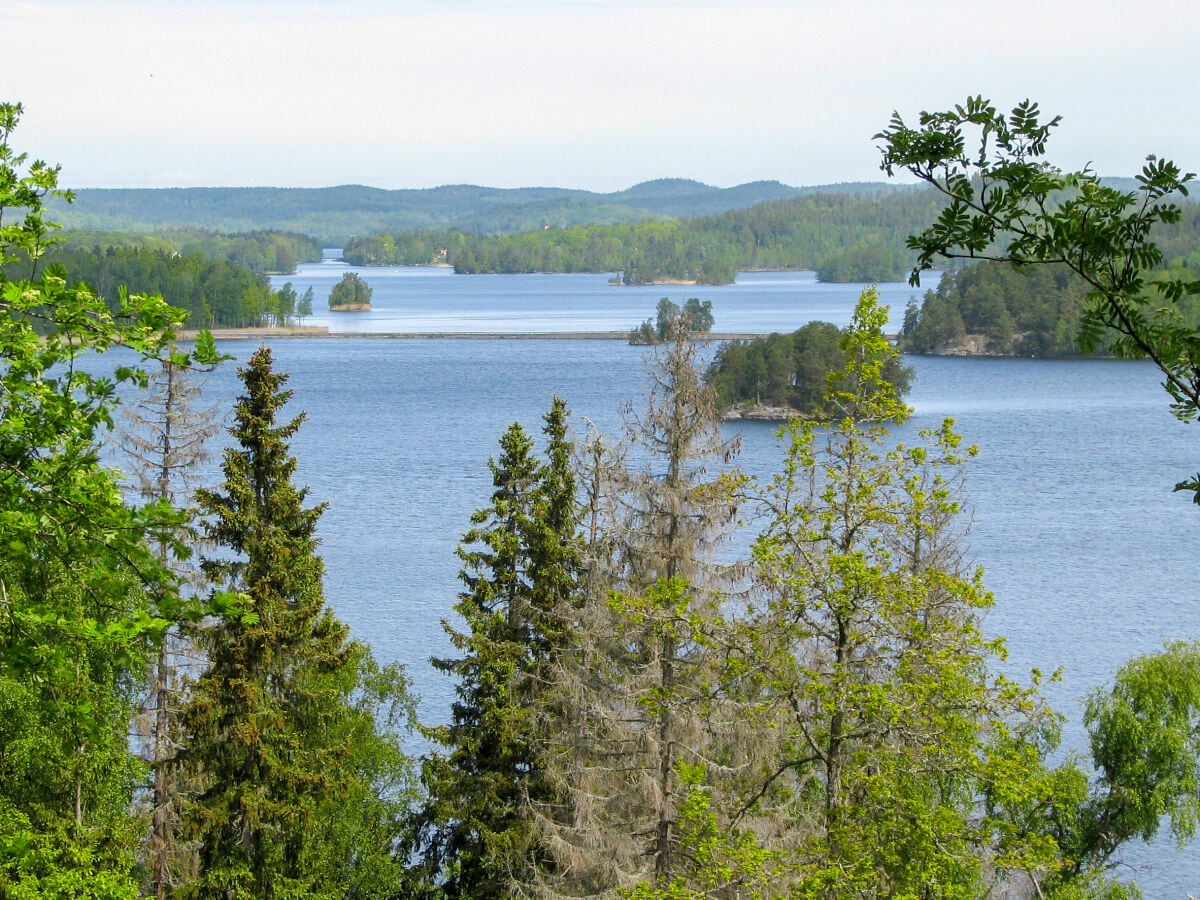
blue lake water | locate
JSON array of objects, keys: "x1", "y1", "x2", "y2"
[
  {"x1": 275, "y1": 262, "x2": 935, "y2": 333},
  {"x1": 181, "y1": 267, "x2": 1198, "y2": 894}
]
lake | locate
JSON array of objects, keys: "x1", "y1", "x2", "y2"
[
  {"x1": 275, "y1": 261, "x2": 935, "y2": 333},
  {"x1": 228, "y1": 266, "x2": 1200, "y2": 893}
]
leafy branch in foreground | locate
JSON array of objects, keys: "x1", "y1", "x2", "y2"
[{"x1": 876, "y1": 96, "x2": 1200, "y2": 496}]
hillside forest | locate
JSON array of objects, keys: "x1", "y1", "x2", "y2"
[{"x1": 5, "y1": 96, "x2": 1200, "y2": 900}]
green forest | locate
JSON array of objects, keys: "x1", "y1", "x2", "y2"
[
  {"x1": 43, "y1": 179, "x2": 894, "y2": 246},
  {"x1": 342, "y1": 188, "x2": 948, "y2": 284},
  {"x1": 2, "y1": 232, "x2": 322, "y2": 329},
  {"x1": 6, "y1": 95, "x2": 1200, "y2": 900},
  {"x1": 706, "y1": 316, "x2": 912, "y2": 415},
  {"x1": 899, "y1": 232, "x2": 1200, "y2": 358}
]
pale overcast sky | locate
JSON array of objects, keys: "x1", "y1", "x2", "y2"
[{"x1": 4, "y1": 0, "x2": 1197, "y2": 191}]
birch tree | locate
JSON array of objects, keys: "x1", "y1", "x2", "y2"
[{"x1": 0, "y1": 101, "x2": 208, "y2": 898}]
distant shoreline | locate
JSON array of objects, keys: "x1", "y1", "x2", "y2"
[{"x1": 181, "y1": 327, "x2": 772, "y2": 341}]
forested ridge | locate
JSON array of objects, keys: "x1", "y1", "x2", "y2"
[
  {"x1": 45, "y1": 179, "x2": 865, "y2": 246},
  {"x1": 6, "y1": 95, "x2": 1200, "y2": 900},
  {"x1": 343, "y1": 187, "x2": 946, "y2": 284}
]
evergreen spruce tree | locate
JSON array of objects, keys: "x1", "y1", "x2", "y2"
[
  {"x1": 177, "y1": 346, "x2": 413, "y2": 899},
  {"x1": 413, "y1": 399, "x2": 581, "y2": 899}
]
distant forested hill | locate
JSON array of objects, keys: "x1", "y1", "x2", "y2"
[
  {"x1": 342, "y1": 185, "x2": 945, "y2": 284},
  {"x1": 44, "y1": 179, "x2": 907, "y2": 246}
]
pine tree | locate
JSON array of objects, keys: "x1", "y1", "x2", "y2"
[
  {"x1": 176, "y1": 346, "x2": 413, "y2": 898},
  {"x1": 118, "y1": 356, "x2": 221, "y2": 899},
  {"x1": 413, "y1": 399, "x2": 581, "y2": 898}
]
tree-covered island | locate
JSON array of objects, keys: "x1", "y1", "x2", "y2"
[
  {"x1": 705, "y1": 288, "x2": 912, "y2": 418},
  {"x1": 328, "y1": 271, "x2": 374, "y2": 310},
  {"x1": 629, "y1": 297, "x2": 715, "y2": 344}
]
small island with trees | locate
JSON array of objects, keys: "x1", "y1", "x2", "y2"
[
  {"x1": 328, "y1": 271, "x2": 373, "y2": 310},
  {"x1": 629, "y1": 297, "x2": 714, "y2": 344},
  {"x1": 705, "y1": 295, "x2": 912, "y2": 419}
]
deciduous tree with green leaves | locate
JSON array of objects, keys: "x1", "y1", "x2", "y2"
[
  {"x1": 0, "y1": 101, "x2": 214, "y2": 899},
  {"x1": 747, "y1": 288, "x2": 1072, "y2": 897},
  {"x1": 876, "y1": 95, "x2": 1200, "y2": 497}
]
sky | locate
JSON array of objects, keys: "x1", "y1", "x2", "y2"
[{"x1": 4, "y1": 0, "x2": 1198, "y2": 193}]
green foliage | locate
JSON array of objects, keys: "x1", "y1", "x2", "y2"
[
  {"x1": 707, "y1": 289, "x2": 911, "y2": 415},
  {"x1": 343, "y1": 229, "x2": 467, "y2": 267},
  {"x1": 328, "y1": 271, "x2": 373, "y2": 309},
  {"x1": 1074, "y1": 643, "x2": 1200, "y2": 870},
  {"x1": 41, "y1": 228, "x2": 321, "y2": 275},
  {"x1": 177, "y1": 347, "x2": 413, "y2": 898},
  {"x1": 629, "y1": 298, "x2": 715, "y2": 344},
  {"x1": 0, "y1": 100, "x2": 217, "y2": 899},
  {"x1": 50, "y1": 181, "x2": 811, "y2": 246},
  {"x1": 747, "y1": 290, "x2": 1068, "y2": 896},
  {"x1": 7, "y1": 241, "x2": 301, "y2": 328},
  {"x1": 630, "y1": 318, "x2": 659, "y2": 345},
  {"x1": 901, "y1": 259, "x2": 1100, "y2": 356},
  {"x1": 814, "y1": 240, "x2": 908, "y2": 282},
  {"x1": 345, "y1": 187, "x2": 944, "y2": 282},
  {"x1": 412, "y1": 400, "x2": 581, "y2": 898},
  {"x1": 617, "y1": 765, "x2": 780, "y2": 900},
  {"x1": 877, "y1": 96, "x2": 1200, "y2": 495}
]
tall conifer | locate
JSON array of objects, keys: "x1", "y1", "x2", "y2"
[
  {"x1": 536, "y1": 319, "x2": 756, "y2": 895},
  {"x1": 119, "y1": 356, "x2": 220, "y2": 898},
  {"x1": 177, "y1": 346, "x2": 412, "y2": 898},
  {"x1": 413, "y1": 399, "x2": 581, "y2": 898}
]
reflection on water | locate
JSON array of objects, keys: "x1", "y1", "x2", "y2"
[{"x1": 271, "y1": 265, "x2": 936, "y2": 334}]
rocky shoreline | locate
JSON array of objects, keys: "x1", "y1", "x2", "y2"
[{"x1": 720, "y1": 403, "x2": 800, "y2": 421}]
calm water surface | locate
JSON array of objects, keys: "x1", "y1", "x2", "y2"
[
  {"x1": 214, "y1": 269, "x2": 1197, "y2": 893},
  {"x1": 273, "y1": 263, "x2": 934, "y2": 333}
]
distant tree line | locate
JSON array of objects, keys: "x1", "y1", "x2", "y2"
[
  {"x1": 342, "y1": 188, "x2": 952, "y2": 283},
  {"x1": 50, "y1": 228, "x2": 322, "y2": 275},
  {"x1": 6, "y1": 242, "x2": 315, "y2": 329},
  {"x1": 45, "y1": 179, "x2": 872, "y2": 245}
]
